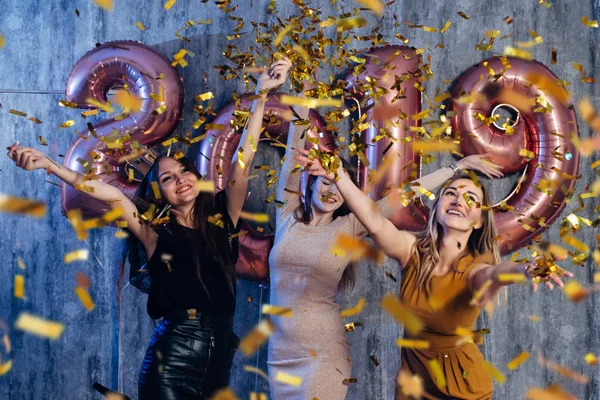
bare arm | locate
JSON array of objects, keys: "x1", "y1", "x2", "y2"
[
  {"x1": 7, "y1": 142, "x2": 156, "y2": 254},
  {"x1": 226, "y1": 59, "x2": 292, "y2": 226},
  {"x1": 275, "y1": 102, "x2": 310, "y2": 221}
]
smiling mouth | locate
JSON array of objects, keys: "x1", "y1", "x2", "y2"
[
  {"x1": 447, "y1": 209, "x2": 464, "y2": 217},
  {"x1": 176, "y1": 185, "x2": 192, "y2": 194}
]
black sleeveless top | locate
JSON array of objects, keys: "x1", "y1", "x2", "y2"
[{"x1": 146, "y1": 191, "x2": 239, "y2": 319}]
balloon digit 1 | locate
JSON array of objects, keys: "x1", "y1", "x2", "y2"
[
  {"x1": 61, "y1": 40, "x2": 184, "y2": 218},
  {"x1": 346, "y1": 45, "x2": 428, "y2": 232}
]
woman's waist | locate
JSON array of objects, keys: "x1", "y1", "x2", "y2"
[{"x1": 404, "y1": 330, "x2": 478, "y2": 351}]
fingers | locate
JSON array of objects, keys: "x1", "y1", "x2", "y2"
[
  {"x1": 545, "y1": 281, "x2": 554, "y2": 290},
  {"x1": 17, "y1": 149, "x2": 35, "y2": 167},
  {"x1": 532, "y1": 282, "x2": 539, "y2": 292},
  {"x1": 550, "y1": 275, "x2": 565, "y2": 289},
  {"x1": 6, "y1": 141, "x2": 19, "y2": 160}
]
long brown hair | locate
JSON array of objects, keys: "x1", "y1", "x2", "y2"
[
  {"x1": 294, "y1": 157, "x2": 357, "y2": 291},
  {"x1": 409, "y1": 174, "x2": 500, "y2": 290},
  {"x1": 118, "y1": 155, "x2": 237, "y2": 303}
]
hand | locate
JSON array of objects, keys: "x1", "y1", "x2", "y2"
[
  {"x1": 524, "y1": 261, "x2": 574, "y2": 292},
  {"x1": 257, "y1": 57, "x2": 292, "y2": 92},
  {"x1": 6, "y1": 142, "x2": 50, "y2": 171},
  {"x1": 294, "y1": 148, "x2": 341, "y2": 182},
  {"x1": 456, "y1": 153, "x2": 504, "y2": 178}
]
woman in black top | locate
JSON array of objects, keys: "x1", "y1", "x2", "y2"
[{"x1": 7, "y1": 58, "x2": 292, "y2": 399}]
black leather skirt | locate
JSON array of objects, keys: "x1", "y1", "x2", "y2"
[{"x1": 138, "y1": 312, "x2": 239, "y2": 400}]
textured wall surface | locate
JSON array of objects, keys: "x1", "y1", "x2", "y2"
[{"x1": 0, "y1": 0, "x2": 599, "y2": 399}]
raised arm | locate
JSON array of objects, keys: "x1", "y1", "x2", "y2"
[
  {"x1": 226, "y1": 58, "x2": 292, "y2": 226},
  {"x1": 275, "y1": 100, "x2": 310, "y2": 221},
  {"x1": 295, "y1": 152, "x2": 503, "y2": 265},
  {"x1": 7, "y1": 142, "x2": 156, "y2": 253}
]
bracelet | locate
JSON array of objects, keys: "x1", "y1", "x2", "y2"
[{"x1": 447, "y1": 163, "x2": 461, "y2": 176}]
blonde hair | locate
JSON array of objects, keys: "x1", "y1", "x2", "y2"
[{"x1": 409, "y1": 175, "x2": 501, "y2": 290}]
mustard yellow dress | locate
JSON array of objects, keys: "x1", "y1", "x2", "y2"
[{"x1": 396, "y1": 254, "x2": 493, "y2": 400}]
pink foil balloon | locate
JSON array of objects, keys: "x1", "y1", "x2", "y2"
[
  {"x1": 61, "y1": 40, "x2": 184, "y2": 217},
  {"x1": 346, "y1": 45, "x2": 428, "y2": 232},
  {"x1": 197, "y1": 93, "x2": 332, "y2": 281},
  {"x1": 449, "y1": 56, "x2": 579, "y2": 254}
]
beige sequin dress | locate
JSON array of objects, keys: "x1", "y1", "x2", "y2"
[{"x1": 267, "y1": 127, "x2": 392, "y2": 400}]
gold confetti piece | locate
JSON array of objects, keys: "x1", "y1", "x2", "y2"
[
  {"x1": 428, "y1": 359, "x2": 446, "y2": 386},
  {"x1": 519, "y1": 148, "x2": 536, "y2": 160},
  {"x1": 273, "y1": 24, "x2": 296, "y2": 46},
  {"x1": 340, "y1": 297, "x2": 366, "y2": 318},
  {"x1": 584, "y1": 353, "x2": 598, "y2": 366},
  {"x1": 0, "y1": 35, "x2": 4, "y2": 49},
  {"x1": 239, "y1": 320, "x2": 274, "y2": 356},
  {"x1": 136, "y1": 21, "x2": 146, "y2": 31},
  {"x1": 441, "y1": 21, "x2": 451, "y2": 33},
  {"x1": 9, "y1": 109, "x2": 27, "y2": 117},
  {"x1": 331, "y1": 233, "x2": 384, "y2": 263},
  {"x1": 280, "y1": 95, "x2": 342, "y2": 108},
  {"x1": 15, "y1": 313, "x2": 64, "y2": 340},
  {"x1": 14, "y1": 275, "x2": 24, "y2": 299},
  {"x1": 397, "y1": 370, "x2": 424, "y2": 398},
  {"x1": 164, "y1": 0, "x2": 176, "y2": 10},
  {"x1": 243, "y1": 365, "x2": 269, "y2": 381},
  {"x1": 0, "y1": 360, "x2": 12, "y2": 375},
  {"x1": 457, "y1": 11, "x2": 470, "y2": 19},
  {"x1": 528, "y1": 73, "x2": 571, "y2": 105},
  {"x1": 114, "y1": 230, "x2": 128, "y2": 239},
  {"x1": 0, "y1": 194, "x2": 46, "y2": 217},
  {"x1": 37, "y1": 136, "x2": 48, "y2": 146},
  {"x1": 249, "y1": 393, "x2": 267, "y2": 400},
  {"x1": 396, "y1": 339, "x2": 429, "y2": 349},
  {"x1": 538, "y1": 353, "x2": 589, "y2": 384},
  {"x1": 209, "y1": 388, "x2": 238, "y2": 400},
  {"x1": 582, "y1": 16, "x2": 598, "y2": 27},
  {"x1": 504, "y1": 46, "x2": 533, "y2": 60},
  {"x1": 75, "y1": 286, "x2": 95, "y2": 311},
  {"x1": 113, "y1": 90, "x2": 142, "y2": 113},
  {"x1": 562, "y1": 235, "x2": 589, "y2": 253},
  {"x1": 29, "y1": 117, "x2": 42, "y2": 124},
  {"x1": 195, "y1": 92, "x2": 214, "y2": 101},
  {"x1": 483, "y1": 361, "x2": 506, "y2": 383},
  {"x1": 239, "y1": 211, "x2": 268, "y2": 223},
  {"x1": 381, "y1": 294, "x2": 424, "y2": 335},
  {"x1": 343, "y1": 378, "x2": 358, "y2": 384},
  {"x1": 355, "y1": 0, "x2": 384, "y2": 15},
  {"x1": 206, "y1": 123, "x2": 225, "y2": 130},
  {"x1": 504, "y1": 16, "x2": 513, "y2": 24},
  {"x1": 345, "y1": 322, "x2": 364, "y2": 332},
  {"x1": 195, "y1": 180, "x2": 215, "y2": 193},
  {"x1": 64, "y1": 249, "x2": 89, "y2": 264},
  {"x1": 525, "y1": 383, "x2": 577, "y2": 400},
  {"x1": 261, "y1": 304, "x2": 292, "y2": 317},
  {"x1": 498, "y1": 273, "x2": 526, "y2": 282},
  {"x1": 507, "y1": 352, "x2": 530, "y2": 370},
  {"x1": 17, "y1": 257, "x2": 25, "y2": 270},
  {"x1": 413, "y1": 140, "x2": 458, "y2": 153},
  {"x1": 93, "y1": 0, "x2": 113, "y2": 11},
  {"x1": 150, "y1": 181, "x2": 161, "y2": 200},
  {"x1": 76, "y1": 272, "x2": 90, "y2": 290},
  {"x1": 86, "y1": 98, "x2": 114, "y2": 113},
  {"x1": 275, "y1": 371, "x2": 302, "y2": 387},
  {"x1": 564, "y1": 281, "x2": 589, "y2": 303}
]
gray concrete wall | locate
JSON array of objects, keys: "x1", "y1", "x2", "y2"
[{"x1": 0, "y1": 0, "x2": 598, "y2": 399}]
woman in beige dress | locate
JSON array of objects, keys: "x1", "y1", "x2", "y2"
[{"x1": 267, "y1": 95, "x2": 504, "y2": 399}]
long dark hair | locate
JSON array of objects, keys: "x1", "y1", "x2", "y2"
[
  {"x1": 118, "y1": 155, "x2": 237, "y2": 304},
  {"x1": 294, "y1": 157, "x2": 357, "y2": 291}
]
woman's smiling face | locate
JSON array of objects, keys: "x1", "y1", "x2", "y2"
[
  {"x1": 435, "y1": 178, "x2": 484, "y2": 233},
  {"x1": 156, "y1": 157, "x2": 199, "y2": 206}
]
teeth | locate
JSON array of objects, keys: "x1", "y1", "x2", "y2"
[
  {"x1": 177, "y1": 185, "x2": 191, "y2": 194},
  {"x1": 448, "y1": 210, "x2": 462, "y2": 216}
]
